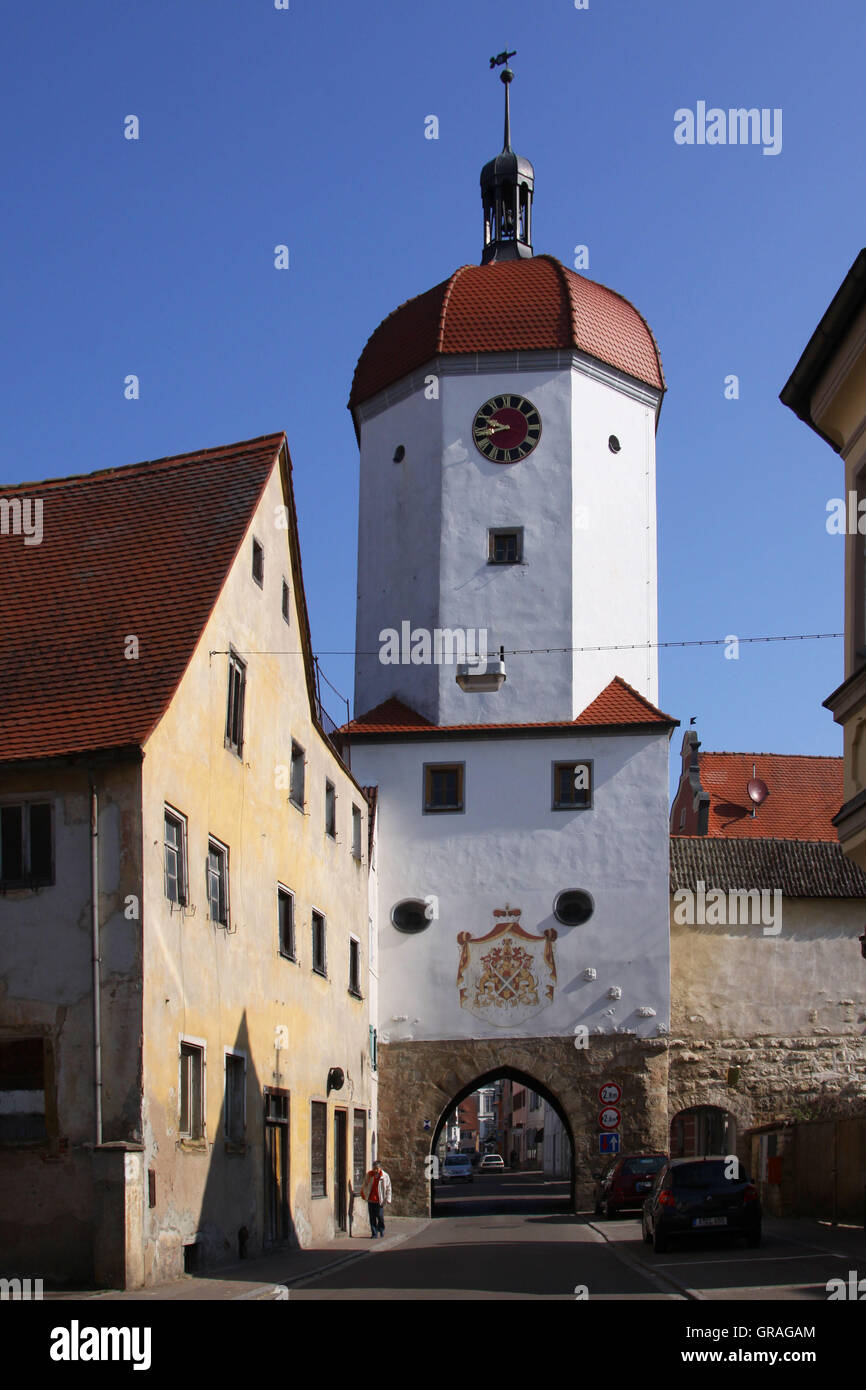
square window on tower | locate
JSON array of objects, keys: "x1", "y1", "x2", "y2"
[
  {"x1": 424, "y1": 763, "x2": 465, "y2": 813},
  {"x1": 487, "y1": 527, "x2": 523, "y2": 564}
]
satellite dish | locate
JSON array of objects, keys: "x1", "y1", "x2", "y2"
[{"x1": 747, "y1": 778, "x2": 769, "y2": 806}]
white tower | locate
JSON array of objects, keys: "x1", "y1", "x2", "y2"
[
  {"x1": 345, "y1": 61, "x2": 674, "y2": 1215},
  {"x1": 350, "y1": 69, "x2": 664, "y2": 728}
]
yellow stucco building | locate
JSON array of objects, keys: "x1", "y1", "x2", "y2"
[{"x1": 0, "y1": 432, "x2": 376, "y2": 1287}]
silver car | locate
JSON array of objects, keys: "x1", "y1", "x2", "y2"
[{"x1": 440, "y1": 1153, "x2": 474, "y2": 1183}]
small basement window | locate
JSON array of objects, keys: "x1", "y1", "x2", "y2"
[{"x1": 0, "y1": 1037, "x2": 46, "y2": 1141}]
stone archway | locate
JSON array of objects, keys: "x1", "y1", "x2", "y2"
[
  {"x1": 377, "y1": 1034, "x2": 670, "y2": 1215},
  {"x1": 429, "y1": 1064, "x2": 577, "y2": 1213}
]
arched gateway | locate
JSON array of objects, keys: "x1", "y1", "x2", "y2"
[
  {"x1": 344, "y1": 61, "x2": 675, "y2": 1219},
  {"x1": 378, "y1": 1037, "x2": 671, "y2": 1216}
]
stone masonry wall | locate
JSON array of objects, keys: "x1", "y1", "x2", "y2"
[{"x1": 378, "y1": 1035, "x2": 670, "y2": 1215}]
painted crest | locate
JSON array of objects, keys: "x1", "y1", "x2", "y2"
[{"x1": 456, "y1": 906, "x2": 557, "y2": 1027}]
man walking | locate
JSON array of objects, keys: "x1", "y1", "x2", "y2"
[{"x1": 360, "y1": 1157, "x2": 392, "y2": 1239}]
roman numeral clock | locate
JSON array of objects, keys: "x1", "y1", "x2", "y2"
[{"x1": 472, "y1": 393, "x2": 541, "y2": 463}]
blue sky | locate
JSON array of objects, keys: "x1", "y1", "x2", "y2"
[{"x1": 2, "y1": 0, "x2": 863, "y2": 792}]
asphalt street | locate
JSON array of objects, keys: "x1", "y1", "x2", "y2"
[{"x1": 290, "y1": 1170, "x2": 864, "y2": 1301}]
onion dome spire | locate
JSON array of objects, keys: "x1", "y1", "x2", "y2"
[{"x1": 481, "y1": 51, "x2": 535, "y2": 264}]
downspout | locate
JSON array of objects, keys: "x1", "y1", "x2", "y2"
[{"x1": 90, "y1": 777, "x2": 103, "y2": 1146}]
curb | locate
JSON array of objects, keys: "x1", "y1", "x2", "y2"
[
  {"x1": 231, "y1": 1221, "x2": 431, "y2": 1298},
  {"x1": 585, "y1": 1219, "x2": 700, "y2": 1301}
]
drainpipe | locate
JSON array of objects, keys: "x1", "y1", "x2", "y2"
[{"x1": 90, "y1": 778, "x2": 103, "y2": 1146}]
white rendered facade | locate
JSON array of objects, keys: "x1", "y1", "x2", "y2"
[{"x1": 353, "y1": 349, "x2": 661, "y2": 726}]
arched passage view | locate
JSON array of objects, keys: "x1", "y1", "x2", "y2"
[{"x1": 430, "y1": 1067, "x2": 575, "y2": 1218}]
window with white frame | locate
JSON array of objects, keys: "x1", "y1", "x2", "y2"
[
  {"x1": 225, "y1": 650, "x2": 246, "y2": 756},
  {"x1": 349, "y1": 937, "x2": 361, "y2": 997},
  {"x1": 290, "y1": 741, "x2": 305, "y2": 810},
  {"x1": 278, "y1": 885, "x2": 295, "y2": 959},
  {"x1": 179, "y1": 1041, "x2": 204, "y2": 1140},
  {"x1": 224, "y1": 1051, "x2": 245, "y2": 1143},
  {"x1": 164, "y1": 807, "x2": 188, "y2": 905},
  {"x1": 312, "y1": 909, "x2": 326, "y2": 976},
  {"x1": 206, "y1": 838, "x2": 229, "y2": 926}
]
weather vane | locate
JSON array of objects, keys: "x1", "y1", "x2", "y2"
[{"x1": 489, "y1": 50, "x2": 517, "y2": 150}]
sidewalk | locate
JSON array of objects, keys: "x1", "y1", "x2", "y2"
[
  {"x1": 766, "y1": 1214, "x2": 866, "y2": 1264},
  {"x1": 48, "y1": 1217, "x2": 430, "y2": 1302}
]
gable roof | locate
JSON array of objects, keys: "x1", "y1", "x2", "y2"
[
  {"x1": 343, "y1": 677, "x2": 676, "y2": 738},
  {"x1": 675, "y1": 751, "x2": 843, "y2": 843},
  {"x1": 0, "y1": 433, "x2": 292, "y2": 764}
]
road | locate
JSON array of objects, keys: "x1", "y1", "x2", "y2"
[{"x1": 291, "y1": 1171, "x2": 859, "y2": 1301}]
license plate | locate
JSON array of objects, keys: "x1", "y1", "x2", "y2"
[
  {"x1": 636, "y1": 1182, "x2": 650, "y2": 1191},
  {"x1": 692, "y1": 1216, "x2": 727, "y2": 1228}
]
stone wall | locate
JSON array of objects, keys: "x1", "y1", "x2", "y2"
[
  {"x1": 378, "y1": 1035, "x2": 670, "y2": 1215},
  {"x1": 668, "y1": 1033, "x2": 866, "y2": 1152}
]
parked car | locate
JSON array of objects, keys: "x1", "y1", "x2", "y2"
[
  {"x1": 440, "y1": 1153, "x2": 474, "y2": 1184},
  {"x1": 479, "y1": 1153, "x2": 505, "y2": 1171},
  {"x1": 593, "y1": 1153, "x2": 668, "y2": 1216},
  {"x1": 642, "y1": 1156, "x2": 761, "y2": 1253}
]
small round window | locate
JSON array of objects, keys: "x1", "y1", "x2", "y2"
[
  {"x1": 554, "y1": 889, "x2": 594, "y2": 926},
  {"x1": 391, "y1": 898, "x2": 431, "y2": 933}
]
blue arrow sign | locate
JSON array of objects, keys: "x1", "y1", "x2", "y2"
[{"x1": 599, "y1": 1133, "x2": 621, "y2": 1154}]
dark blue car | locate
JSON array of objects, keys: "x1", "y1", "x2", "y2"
[{"x1": 642, "y1": 1156, "x2": 762, "y2": 1253}]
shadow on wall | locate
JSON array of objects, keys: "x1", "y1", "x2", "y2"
[{"x1": 182, "y1": 1010, "x2": 298, "y2": 1275}]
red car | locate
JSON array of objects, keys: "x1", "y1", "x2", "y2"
[{"x1": 593, "y1": 1153, "x2": 668, "y2": 1217}]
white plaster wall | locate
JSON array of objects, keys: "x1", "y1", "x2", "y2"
[
  {"x1": 671, "y1": 896, "x2": 866, "y2": 1038},
  {"x1": 354, "y1": 353, "x2": 659, "y2": 726},
  {"x1": 571, "y1": 368, "x2": 658, "y2": 710},
  {"x1": 351, "y1": 729, "x2": 671, "y2": 1044},
  {"x1": 354, "y1": 383, "x2": 442, "y2": 722}
]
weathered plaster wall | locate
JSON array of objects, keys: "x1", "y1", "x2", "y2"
[
  {"x1": 140, "y1": 455, "x2": 373, "y2": 1283},
  {"x1": 669, "y1": 897, "x2": 866, "y2": 1140},
  {"x1": 0, "y1": 759, "x2": 143, "y2": 1283}
]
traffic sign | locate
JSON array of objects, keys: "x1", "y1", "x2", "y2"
[
  {"x1": 599, "y1": 1132, "x2": 621, "y2": 1154},
  {"x1": 598, "y1": 1106, "x2": 621, "y2": 1130},
  {"x1": 598, "y1": 1082, "x2": 622, "y2": 1106}
]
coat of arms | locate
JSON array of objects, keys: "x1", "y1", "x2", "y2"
[{"x1": 456, "y1": 906, "x2": 557, "y2": 1027}]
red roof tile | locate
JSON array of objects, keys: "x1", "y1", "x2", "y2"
[
  {"x1": 349, "y1": 255, "x2": 664, "y2": 414},
  {"x1": 344, "y1": 678, "x2": 675, "y2": 736},
  {"x1": 0, "y1": 433, "x2": 285, "y2": 763},
  {"x1": 680, "y1": 752, "x2": 843, "y2": 842}
]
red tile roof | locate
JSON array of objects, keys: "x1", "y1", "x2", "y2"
[
  {"x1": 348, "y1": 255, "x2": 665, "y2": 415},
  {"x1": 343, "y1": 677, "x2": 675, "y2": 736},
  {"x1": 0, "y1": 433, "x2": 285, "y2": 763},
  {"x1": 679, "y1": 752, "x2": 843, "y2": 842}
]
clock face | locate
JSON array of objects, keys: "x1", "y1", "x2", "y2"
[{"x1": 472, "y1": 394, "x2": 542, "y2": 463}]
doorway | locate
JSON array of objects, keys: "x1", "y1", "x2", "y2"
[
  {"x1": 334, "y1": 1108, "x2": 348, "y2": 1231},
  {"x1": 264, "y1": 1087, "x2": 290, "y2": 1244}
]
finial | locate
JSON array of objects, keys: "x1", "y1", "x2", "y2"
[{"x1": 490, "y1": 49, "x2": 517, "y2": 151}]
